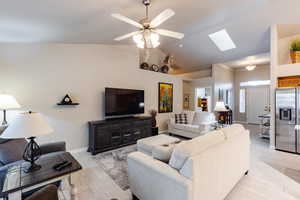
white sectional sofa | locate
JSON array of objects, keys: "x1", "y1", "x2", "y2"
[
  {"x1": 128, "y1": 124, "x2": 250, "y2": 200},
  {"x1": 168, "y1": 111, "x2": 216, "y2": 138}
]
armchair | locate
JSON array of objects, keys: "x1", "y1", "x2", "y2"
[
  {"x1": 0, "y1": 138, "x2": 65, "y2": 199},
  {"x1": 25, "y1": 184, "x2": 59, "y2": 200},
  {"x1": 0, "y1": 138, "x2": 66, "y2": 167}
]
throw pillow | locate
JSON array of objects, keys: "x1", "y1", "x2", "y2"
[
  {"x1": 175, "y1": 113, "x2": 188, "y2": 124},
  {"x1": 182, "y1": 110, "x2": 195, "y2": 124},
  {"x1": 169, "y1": 131, "x2": 225, "y2": 170},
  {"x1": 152, "y1": 144, "x2": 176, "y2": 163}
]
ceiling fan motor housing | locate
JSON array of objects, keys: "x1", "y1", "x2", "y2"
[{"x1": 143, "y1": 0, "x2": 151, "y2": 6}]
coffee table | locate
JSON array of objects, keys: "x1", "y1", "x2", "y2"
[{"x1": 0, "y1": 152, "x2": 82, "y2": 200}]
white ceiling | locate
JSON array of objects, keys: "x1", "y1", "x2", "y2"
[
  {"x1": 1, "y1": 0, "x2": 300, "y2": 73},
  {"x1": 224, "y1": 52, "x2": 270, "y2": 68}
]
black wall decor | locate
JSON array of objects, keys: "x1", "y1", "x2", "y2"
[{"x1": 57, "y1": 94, "x2": 79, "y2": 106}]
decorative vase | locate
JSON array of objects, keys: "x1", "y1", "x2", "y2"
[
  {"x1": 290, "y1": 51, "x2": 300, "y2": 64},
  {"x1": 151, "y1": 116, "x2": 157, "y2": 128},
  {"x1": 149, "y1": 110, "x2": 157, "y2": 128},
  {"x1": 160, "y1": 65, "x2": 169, "y2": 73}
]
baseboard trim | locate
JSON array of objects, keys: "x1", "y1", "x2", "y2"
[
  {"x1": 269, "y1": 145, "x2": 275, "y2": 150},
  {"x1": 233, "y1": 121, "x2": 248, "y2": 124},
  {"x1": 159, "y1": 130, "x2": 168, "y2": 134}
]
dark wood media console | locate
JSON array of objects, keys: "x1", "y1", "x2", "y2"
[{"x1": 88, "y1": 117, "x2": 152, "y2": 155}]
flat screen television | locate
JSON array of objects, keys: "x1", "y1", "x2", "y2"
[{"x1": 105, "y1": 88, "x2": 145, "y2": 117}]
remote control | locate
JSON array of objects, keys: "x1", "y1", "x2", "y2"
[
  {"x1": 56, "y1": 162, "x2": 72, "y2": 171},
  {"x1": 53, "y1": 161, "x2": 68, "y2": 170}
]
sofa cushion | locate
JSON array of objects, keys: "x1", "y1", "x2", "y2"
[
  {"x1": 182, "y1": 110, "x2": 195, "y2": 124},
  {"x1": 172, "y1": 123, "x2": 200, "y2": 133},
  {"x1": 221, "y1": 124, "x2": 245, "y2": 139},
  {"x1": 169, "y1": 130, "x2": 225, "y2": 170},
  {"x1": 193, "y1": 112, "x2": 215, "y2": 125},
  {"x1": 175, "y1": 113, "x2": 188, "y2": 124},
  {"x1": 137, "y1": 135, "x2": 181, "y2": 155},
  {"x1": 152, "y1": 143, "x2": 176, "y2": 163}
]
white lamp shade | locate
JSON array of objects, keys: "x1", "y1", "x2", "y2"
[
  {"x1": 0, "y1": 112, "x2": 53, "y2": 139},
  {"x1": 0, "y1": 95, "x2": 21, "y2": 110},
  {"x1": 214, "y1": 101, "x2": 227, "y2": 112}
]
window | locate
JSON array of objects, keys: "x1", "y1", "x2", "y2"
[
  {"x1": 240, "y1": 80, "x2": 270, "y2": 87},
  {"x1": 239, "y1": 88, "x2": 246, "y2": 113},
  {"x1": 208, "y1": 29, "x2": 236, "y2": 51},
  {"x1": 225, "y1": 89, "x2": 232, "y2": 108}
]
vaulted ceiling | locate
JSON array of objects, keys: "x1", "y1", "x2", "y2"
[{"x1": 1, "y1": 0, "x2": 300, "y2": 73}]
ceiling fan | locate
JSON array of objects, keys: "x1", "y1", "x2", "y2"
[{"x1": 111, "y1": 0, "x2": 184, "y2": 49}]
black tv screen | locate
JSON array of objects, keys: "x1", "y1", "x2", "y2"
[{"x1": 105, "y1": 88, "x2": 145, "y2": 117}]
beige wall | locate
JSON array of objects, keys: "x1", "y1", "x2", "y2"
[
  {"x1": 182, "y1": 77, "x2": 213, "y2": 111},
  {"x1": 182, "y1": 80, "x2": 193, "y2": 110},
  {"x1": 0, "y1": 44, "x2": 183, "y2": 150},
  {"x1": 212, "y1": 64, "x2": 234, "y2": 110},
  {"x1": 178, "y1": 69, "x2": 212, "y2": 79},
  {"x1": 234, "y1": 64, "x2": 270, "y2": 122}
]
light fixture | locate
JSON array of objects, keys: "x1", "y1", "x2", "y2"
[
  {"x1": 0, "y1": 94, "x2": 21, "y2": 125},
  {"x1": 246, "y1": 65, "x2": 256, "y2": 71},
  {"x1": 209, "y1": 29, "x2": 236, "y2": 51},
  {"x1": 132, "y1": 31, "x2": 160, "y2": 49},
  {"x1": 1, "y1": 111, "x2": 53, "y2": 173}
]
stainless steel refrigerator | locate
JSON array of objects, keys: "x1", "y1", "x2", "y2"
[{"x1": 275, "y1": 88, "x2": 300, "y2": 153}]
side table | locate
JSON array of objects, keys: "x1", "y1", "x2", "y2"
[{"x1": 0, "y1": 152, "x2": 82, "y2": 200}]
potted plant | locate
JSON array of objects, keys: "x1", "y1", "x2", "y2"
[
  {"x1": 290, "y1": 40, "x2": 300, "y2": 63},
  {"x1": 149, "y1": 109, "x2": 157, "y2": 128}
]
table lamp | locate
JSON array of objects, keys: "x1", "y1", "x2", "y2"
[
  {"x1": 214, "y1": 101, "x2": 227, "y2": 112},
  {"x1": 214, "y1": 101, "x2": 228, "y2": 125},
  {"x1": 1, "y1": 111, "x2": 53, "y2": 173},
  {"x1": 0, "y1": 94, "x2": 21, "y2": 125}
]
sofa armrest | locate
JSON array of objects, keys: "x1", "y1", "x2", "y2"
[
  {"x1": 128, "y1": 152, "x2": 192, "y2": 200},
  {"x1": 40, "y1": 142, "x2": 66, "y2": 155},
  {"x1": 198, "y1": 122, "x2": 215, "y2": 133}
]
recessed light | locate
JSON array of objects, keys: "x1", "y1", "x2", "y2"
[
  {"x1": 246, "y1": 65, "x2": 256, "y2": 71},
  {"x1": 179, "y1": 44, "x2": 183, "y2": 48},
  {"x1": 208, "y1": 29, "x2": 236, "y2": 51}
]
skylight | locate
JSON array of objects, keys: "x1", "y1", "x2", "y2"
[{"x1": 209, "y1": 29, "x2": 236, "y2": 51}]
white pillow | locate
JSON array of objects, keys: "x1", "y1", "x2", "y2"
[
  {"x1": 169, "y1": 130, "x2": 225, "y2": 170},
  {"x1": 182, "y1": 110, "x2": 195, "y2": 124},
  {"x1": 152, "y1": 144, "x2": 176, "y2": 163}
]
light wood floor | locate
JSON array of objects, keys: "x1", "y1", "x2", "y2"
[{"x1": 61, "y1": 124, "x2": 300, "y2": 200}]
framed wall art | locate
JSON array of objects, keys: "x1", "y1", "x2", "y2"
[{"x1": 158, "y1": 82, "x2": 173, "y2": 113}]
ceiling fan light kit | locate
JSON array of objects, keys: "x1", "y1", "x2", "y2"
[{"x1": 112, "y1": 0, "x2": 184, "y2": 49}]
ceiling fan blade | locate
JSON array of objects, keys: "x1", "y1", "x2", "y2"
[
  {"x1": 111, "y1": 13, "x2": 143, "y2": 29},
  {"x1": 114, "y1": 31, "x2": 142, "y2": 41},
  {"x1": 150, "y1": 9, "x2": 175, "y2": 27},
  {"x1": 154, "y1": 29, "x2": 184, "y2": 39}
]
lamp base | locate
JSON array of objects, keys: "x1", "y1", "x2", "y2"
[
  {"x1": 23, "y1": 137, "x2": 42, "y2": 173},
  {"x1": 1, "y1": 109, "x2": 7, "y2": 126},
  {"x1": 23, "y1": 163, "x2": 41, "y2": 173}
]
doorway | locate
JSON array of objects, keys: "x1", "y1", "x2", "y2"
[
  {"x1": 246, "y1": 86, "x2": 270, "y2": 124},
  {"x1": 195, "y1": 87, "x2": 211, "y2": 112}
]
